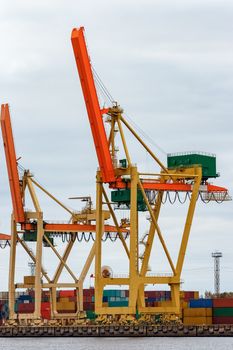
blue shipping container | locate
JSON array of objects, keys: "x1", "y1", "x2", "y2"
[
  {"x1": 18, "y1": 295, "x2": 32, "y2": 302},
  {"x1": 189, "y1": 298, "x2": 212, "y2": 308}
]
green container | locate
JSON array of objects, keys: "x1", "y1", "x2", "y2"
[
  {"x1": 167, "y1": 152, "x2": 218, "y2": 180},
  {"x1": 108, "y1": 301, "x2": 128, "y2": 307},
  {"x1": 103, "y1": 290, "x2": 117, "y2": 297},
  {"x1": 213, "y1": 308, "x2": 233, "y2": 317},
  {"x1": 119, "y1": 159, "x2": 127, "y2": 168},
  {"x1": 23, "y1": 231, "x2": 54, "y2": 247},
  {"x1": 23, "y1": 231, "x2": 37, "y2": 242},
  {"x1": 111, "y1": 189, "x2": 147, "y2": 211},
  {"x1": 86, "y1": 310, "x2": 96, "y2": 320}
]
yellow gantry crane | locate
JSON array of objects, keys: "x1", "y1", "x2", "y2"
[
  {"x1": 71, "y1": 27, "x2": 230, "y2": 319},
  {"x1": 0, "y1": 104, "x2": 129, "y2": 324},
  {"x1": 0, "y1": 26, "x2": 230, "y2": 326}
]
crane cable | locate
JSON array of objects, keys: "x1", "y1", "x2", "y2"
[{"x1": 50, "y1": 231, "x2": 129, "y2": 243}]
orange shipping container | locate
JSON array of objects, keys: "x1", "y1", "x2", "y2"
[
  {"x1": 183, "y1": 308, "x2": 212, "y2": 317},
  {"x1": 183, "y1": 316, "x2": 212, "y2": 325},
  {"x1": 56, "y1": 302, "x2": 76, "y2": 311}
]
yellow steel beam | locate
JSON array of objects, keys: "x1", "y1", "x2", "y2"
[
  {"x1": 43, "y1": 235, "x2": 78, "y2": 282},
  {"x1": 137, "y1": 190, "x2": 163, "y2": 307},
  {"x1": 26, "y1": 176, "x2": 42, "y2": 212},
  {"x1": 176, "y1": 166, "x2": 202, "y2": 275},
  {"x1": 121, "y1": 115, "x2": 169, "y2": 174},
  {"x1": 8, "y1": 215, "x2": 17, "y2": 320},
  {"x1": 102, "y1": 186, "x2": 130, "y2": 259},
  {"x1": 52, "y1": 239, "x2": 75, "y2": 283},
  {"x1": 31, "y1": 178, "x2": 73, "y2": 216},
  {"x1": 95, "y1": 172, "x2": 103, "y2": 310},
  {"x1": 17, "y1": 236, "x2": 50, "y2": 282},
  {"x1": 128, "y1": 166, "x2": 139, "y2": 311},
  {"x1": 139, "y1": 191, "x2": 163, "y2": 276},
  {"x1": 34, "y1": 214, "x2": 44, "y2": 319},
  {"x1": 117, "y1": 117, "x2": 132, "y2": 167},
  {"x1": 138, "y1": 179, "x2": 176, "y2": 275}
]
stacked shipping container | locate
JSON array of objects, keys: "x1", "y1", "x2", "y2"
[
  {"x1": 1, "y1": 290, "x2": 233, "y2": 325},
  {"x1": 183, "y1": 299, "x2": 212, "y2": 325},
  {"x1": 212, "y1": 298, "x2": 233, "y2": 324}
]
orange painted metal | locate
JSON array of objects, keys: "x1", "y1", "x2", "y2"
[
  {"x1": 110, "y1": 178, "x2": 228, "y2": 193},
  {"x1": 71, "y1": 27, "x2": 115, "y2": 183},
  {"x1": 0, "y1": 104, "x2": 25, "y2": 223},
  {"x1": 21, "y1": 223, "x2": 129, "y2": 233},
  {"x1": 0, "y1": 233, "x2": 11, "y2": 240}
]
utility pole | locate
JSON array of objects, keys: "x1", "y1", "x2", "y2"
[{"x1": 212, "y1": 251, "x2": 222, "y2": 296}]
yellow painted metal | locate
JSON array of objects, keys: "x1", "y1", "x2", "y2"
[
  {"x1": 138, "y1": 179, "x2": 176, "y2": 274},
  {"x1": 8, "y1": 171, "x2": 107, "y2": 321},
  {"x1": 31, "y1": 177, "x2": 73, "y2": 216},
  {"x1": 95, "y1": 171, "x2": 104, "y2": 313},
  {"x1": 102, "y1": 186, "x2": 130, "y2": 259},
  {"x1": 34, "y1": 213, "x2": 43, "y2": 319},
  {"x1": 116, "y1": 117, "x2": 132, "y2": 167},
  {"x1": 93, "y1": 163, "x2": 202, "y2": 316},
  {"x1": 8, "y1": 215, "x2": 17, "y2": 320},
  {"x1": 17, "y1": 236, "x2": 50, "y2": 282},
  {"x1": 175, "y1": 166, "x2": 202, "y2": 276},
  {"x1": 120, "y1": 115, "x2": 169, "y2": 175},
  {"x1": 138, "y1": 190, "x2": 163, "y2": 308},
  {"x1": 43, "y1": 235, "x2": 77, "y2": 282},
  {"x1": 26, "y1": 177, "x2": 42, "y2": 212},
  {"x1": 6, "y1": 97, "x2": 203, "y2": 323},
  {"x1": 128, "y1": 166, "x2": 139, "y2": 312}
]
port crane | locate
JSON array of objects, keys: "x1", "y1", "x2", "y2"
[
  {"x1": 0, "y1": 104, "x2": 129, "y2": 323},
  {"x1": 71, "y1": 26, "x2": 230, "y2": 318}
]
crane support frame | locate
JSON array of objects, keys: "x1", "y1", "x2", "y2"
[{"x1": 71, "y1": 26, "x2": 230, "y2": 320}]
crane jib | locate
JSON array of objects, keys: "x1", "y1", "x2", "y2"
[{"x1": 71, "y1": 27, "x2": 115, "y2": 183}]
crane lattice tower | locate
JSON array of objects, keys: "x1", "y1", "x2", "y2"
[{"x1": 212, "y1": 251, "x2": 222, "y2": 295}]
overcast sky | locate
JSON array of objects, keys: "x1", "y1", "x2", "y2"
[{"x1": 0, "y1": 0, "x2": 232, "y2": 295}]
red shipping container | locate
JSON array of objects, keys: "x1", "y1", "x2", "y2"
[
  {"x1": 41, "y1": 310, "x2": 51, "y2": 319},
  {"x1": 18, "y1": 303, "x2": 34, "y2": 313},
  {"x1": 184, "y1": 291, "x2": 195, "y2": 301},
  {"x1": 213, "y1": 316, "x2": 233, "y2": 324},
  {"x1": 125, "y1": 290, "x2": 129, "y2": 297},
  {"x1": 83, "y1": 289, "x2": 94, "y2": 296},
  {"x1": 213, "y1": 299, "x2": 233, "y2": 308},
  {"x1": 59, "y1": 290, "x2": 76, "y2": 297},
  {"x1": 41, "y1": 302, "x2": 50, "y2": 311},
  {"x1": 41, "y1": 302, "x2": 50, "y2": 320},
  {"x1": 83, "y1": 302, "x2": 94, "y2": 311}
]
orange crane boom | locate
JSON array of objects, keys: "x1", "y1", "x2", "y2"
[
  {"x1": 71, "y1": 27, "x2": 115, "y2": 183},
  {"x1": 0, "y1": 233, "x2": 11, "y2": 240},
  {"x1": 0, "y1": 104, "x2": 25, "y2": 223}
]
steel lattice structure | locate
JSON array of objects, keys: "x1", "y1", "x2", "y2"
[{"x1": 212, "y1": 251, "x2": 222, "y2": 295}]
